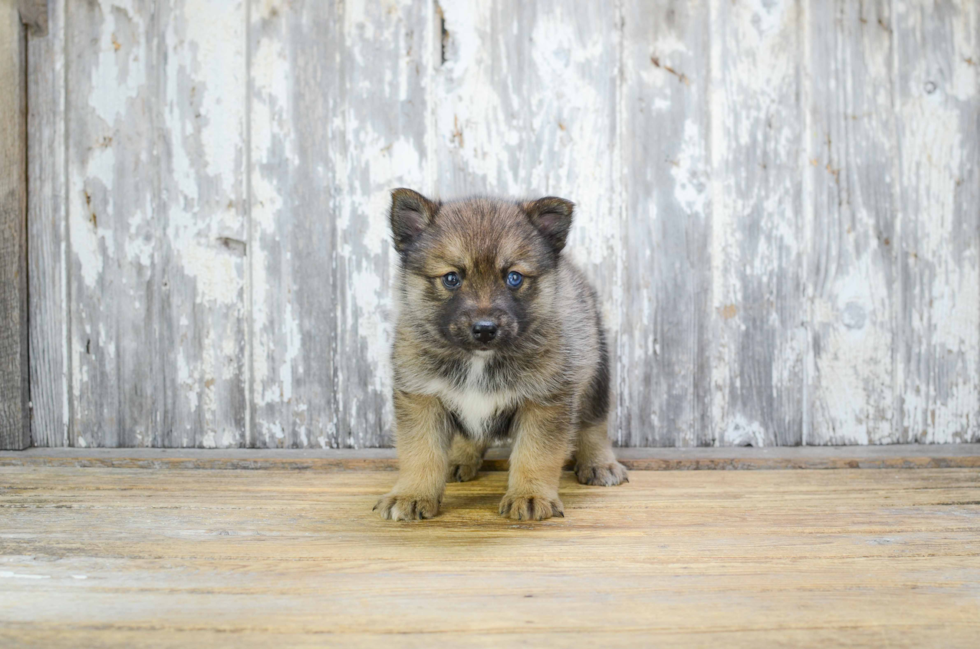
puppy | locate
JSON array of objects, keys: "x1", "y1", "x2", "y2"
[{"x1": 374, "y1": 189, "x2": 628, "y2": 521}]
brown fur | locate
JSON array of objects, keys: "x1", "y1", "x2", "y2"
[{"x1": 375, "y1": 189, "x2": 627, "y2": 521}]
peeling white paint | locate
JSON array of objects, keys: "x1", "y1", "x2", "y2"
[
  {"x1": 671, "y1": 118, "x2": 708, "y2": 218},
  {"x1": 181, "y1": 0, "x2": 246, "y2": 179},
  {"x1": 88, "y1": 1, "x2": 146, "y2": 126},
  {"x1": 723, "y1": 414, "x2": 768, "y2": 448},
  {"x1": 71, "y1": 146, "x2": 116, "y2": 290},
  {"x1": 894, "y1": 2, "x2": 980, "y2": 443}
]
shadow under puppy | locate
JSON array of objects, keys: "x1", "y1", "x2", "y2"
[{"x1": 375, "y1": 189, "x2": 628, "y2": 522}]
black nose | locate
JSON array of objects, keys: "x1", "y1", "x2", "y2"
[{"x1": 471, "y1": 321, "x2": 497, "y2": 343}]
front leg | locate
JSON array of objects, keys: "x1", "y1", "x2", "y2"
[
  {"x1": 499, "y1": 400, "x2": 573, "y2": 521},
  {"x1": 374, "y1": 391, "x2": 451, "y2": 521}
]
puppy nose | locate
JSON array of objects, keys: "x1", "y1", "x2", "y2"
[{"x1": 471, "y1": 321, "x2": 497, "y2": 343}]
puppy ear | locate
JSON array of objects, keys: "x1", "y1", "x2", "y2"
[
  {"x1": 522, "y1": 197, "x2": 575, "y2": 253},
  {"x1": 390, "y1": 188, "x2": 439, "y2": 252}
]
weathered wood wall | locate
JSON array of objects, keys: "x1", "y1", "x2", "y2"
[
  {"x1": 26, "y1": 0, "x2": 980, "y2": 448},
  {"x1": 1, "y1": 0, "x2": 30, "y2": 450}
]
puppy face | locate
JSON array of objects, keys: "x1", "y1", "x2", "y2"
[{"x1": 390, "y1": 190, "x2": 574, "y2": 353}]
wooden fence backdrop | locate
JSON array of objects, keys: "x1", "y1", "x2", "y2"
[{"x1": 26, "y1": 0, "x2": 979, "y2": 448}]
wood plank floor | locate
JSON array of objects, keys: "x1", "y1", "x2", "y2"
[{"x1": 1, "y1": 466, "x2": 978, "y2": 648}]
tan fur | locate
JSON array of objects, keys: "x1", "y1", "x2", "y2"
[
  {"x1": 574, "y1": 421, "x2": 630, "y2": 487},
  {"x1": 499, "y1": 400, "x2": 572, "y2": 520},
  {"x1": 447, "y1": 434, "x2": 487, "y2": 483},
  {"x1": 376, "y1": 190, "x2": 627, "y2": 521},
  {"x1": 373, "y1": 391, "x2": 449, "y2": 520}
]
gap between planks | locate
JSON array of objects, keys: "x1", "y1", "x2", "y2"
[{"x1": 0, "y1": 444, "x2": 977, "y2": 472}]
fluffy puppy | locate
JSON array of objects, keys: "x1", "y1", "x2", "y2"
[{"x1": 374, "y1": 189, "x2": 627, "y2": 521}]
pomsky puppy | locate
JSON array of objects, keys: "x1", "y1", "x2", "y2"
[{"x1": 375, "y1": 189, "x2": 628, "y2": 521}]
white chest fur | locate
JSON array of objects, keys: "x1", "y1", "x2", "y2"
[{"x1": 425, "y1": 354, "x2": 518, "y2": 439}]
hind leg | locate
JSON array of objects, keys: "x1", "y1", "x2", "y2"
[
  {"x1": 574, "y1": 421, "x2": 628, "y2": 486},
  {"x1": 446, "y1": 433, "x2": 487, "y2": 482}
]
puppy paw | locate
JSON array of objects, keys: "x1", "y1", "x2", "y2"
[
  {"x1": 447, "y1": 461, "x2": 481, "y2": 483},
  {"x1": 373, "y1": 492, "x2": 441, "y2": 521},
  {"x1": 447, "y1": 435, "x2": 486, "y2": 482},
  {"x1": 575, "y1": 460, "x2": 629, "y2": 486},
  {"x1": 498, "y1": 492, "x2": 564, "y2": 521}
]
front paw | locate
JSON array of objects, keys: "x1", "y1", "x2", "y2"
[
  {"x1": 575, "y1": 460, "x2": 629, "y2": 486},
  {"x1": 373, "y1": 492, "x2": 441, "y2": 521},
  {"x1": 447, "y1": 460, "x2": 481, "y2": 483},
  {"x1": 498, "y1": 491, "x2": 564, "y2": 521}
]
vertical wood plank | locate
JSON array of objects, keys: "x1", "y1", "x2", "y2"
[
  {"x1": 27, "y1": 0, "x2": 69, "y2": 446},
  {"x1": 67, "y1": 0, "x2": 247, "y2": 447},
  {"x1": 158, "y1": 0, "x2": 248, "y2": 447},
  {"x1": 67, "y1": 0, "x2": 160, "y2": 447},
  {"x1": 249, "y1": 0, "x2": 430, "y2": 448},
  {"x1": 805, "y1": 0, "x2": 899, "y2": 444},
  {"x1": 248, "y1": 0, "x2": 338, "y2": 448},
  {"x1": 334, "y1": 1, "x2": 433, "y2": 447},
  {"x1": 893, "y1": 1, "x2": 980, "y2": 443},
  {"x1": 708, "y1": 0, "x2": 806, "y2": 446},
  {"x1": 0, "y1": 0, "x2": 29, "y2": 450},
  {"x1": 434, "y1": 0, "x2": 621, "y2": 436},
  {"x1": 620, "y1": 0, "x2": 712, "y2": 446}
]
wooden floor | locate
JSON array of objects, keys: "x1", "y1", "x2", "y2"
[{"x1": 1, "y1": 466, "x2": 979, "y2": 648}]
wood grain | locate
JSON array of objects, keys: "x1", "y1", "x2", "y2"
[
  {"x1": 248, "y1": 0, "x2": 430, "y2": 449},
  {"x1": 892, "y1": 1, "x2": 980, "y2": 444},
  {"x1": 247, "y1": 0, "x2": 342, "y2": 449},
  {"x1": 620, "y1": 0, "x2": 711, "y2": 446},
  {"x1": 156, "y1": 0, "x2": 249, "y2": 449},
  {"x1": 66, "y1": 0, "x2": 151, "y2": 448},
  {"x1": 0, "y1": 0, "x2": 29, "y2": 450},
  {"x1": 1, "y1": 444, "x2": 979, "y2": 472},
  {"x1": 26, "y1": 0, "x2": 67, "y2": 447},
  {"x1": 804, "y1": 0, "x2": 898, "y2": 445},
  {"x1": 708, "y1": 0, "x2": 806, "y2": 447},
  {"x1": 64, "y1": 0, "x2": 248, "y2": 448},
  {"x1": 1, "y1": 466, "x2": 978, "y2": 647}
]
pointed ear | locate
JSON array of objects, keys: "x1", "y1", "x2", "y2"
[
  {"x1": 521, "y1": 197, "x2": 575, "y2": 253},
  {"x1": 390, "y1": 188, "x2": 439, "y2": 252}
]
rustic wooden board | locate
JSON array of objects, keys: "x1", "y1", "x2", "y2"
[
  {"x1": 64, "y1": 0, "x2": 248, "y2": 448},
  {"x1": 1, "y1": 466, "x2": 979, "y2": 647},
  {"x1": 25, "y1": 0, "x2": 980, "y2": 448},
  {"x1": 620, "y1": 0, "x2": 712, "y2": 446},
  {"x1": 156, "y1": 0, "x2": 249, "y2": 449},
  {"x1": 27, "y1": 0, "x2": 69, "y2": 447},
  {"x1": 248, "y1": 0, "x2": 430, "y2": 448},
  {"x1": 804, "y1": 0, "x2": 899, "y2": 444},
  {"x1": 892, "y1": 1, "x2": 980, "y2": 444},
  {"x1": 66, "y1": 0, "x2": 151, "y2": 448},
  {"x1": 0, "y1": 0, "x2": 29, "y2": 450},
  {"x1": 247, "y1": 0, "x2": 341, "y2": 449},
  {"x1": 708, "y1": 0, "x2": 806, "y2": 446}
]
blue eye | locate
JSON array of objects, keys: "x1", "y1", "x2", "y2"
[
  {"x1": 506, "y1": 271, "x2": 523, "y2": 288},
  {"x1": 442, "y1": 272, "x2": 461, "y2": 289}
]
